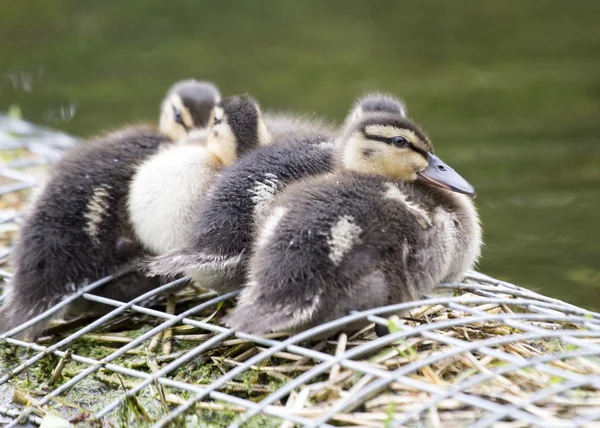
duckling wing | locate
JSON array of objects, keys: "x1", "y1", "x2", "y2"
[{"x1": 145, "y1": 247, "x2": 245, "y2": 278}]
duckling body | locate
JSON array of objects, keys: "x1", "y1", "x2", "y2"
[
  {"x1": 127, "y1": 95, "x2": 271, "y2": 256},
  {"x1": 0, "y1": 80, "x2": 220, "y2": 337},
  {"x1": 224, "y1": 94, "x2": 482, "y2": 336},
  {"x1": 146, "y1": 128, "x2": 335, "y2": 292},
  {"x1": 226, "y1": 174, "x2": 480, "y2": 335}
]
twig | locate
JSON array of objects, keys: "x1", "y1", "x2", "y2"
[
  {"x1": 48, "y1": 349, "x2": 72, "y2": 387},
  {"x1": 329, "y1": 332, "x2": 347, "y2": 382},
  {"x1": 147, "y1": 354, "x2": 169, "y2": 412},
  {"x1": 148, "y1": 330, "x2": 164, "y2": 352},
  {"x1": 162, "y1": 294, "x2": 176, "y2": 356},
  {"x1": 82, "y1": 334, "x2": 134, "y2": 344}
]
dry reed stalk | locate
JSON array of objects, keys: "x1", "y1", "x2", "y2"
[{"x1": 162, "y1": 294, "x2": 176, "y2": 355}]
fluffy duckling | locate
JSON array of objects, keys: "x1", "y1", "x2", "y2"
[
  {"x1": 224, "y1": 94, "x2": 482, "y2": 336},
  {"x1": 127, "y1": 95, "x2": 272, "y2": 256},
  {"x1": 146, "y1": 119, "x2": 335, "y2": 292},
  {"x1": 0, "y1": 80, "x2": 220, "y2": 337}
]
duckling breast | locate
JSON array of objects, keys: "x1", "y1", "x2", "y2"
[
  {"x1": 437, "y1": 192, "x2": 482, "y2": 283},
  {"x1": 127, "y1": 144, "x2": 221, "y2": 254}
]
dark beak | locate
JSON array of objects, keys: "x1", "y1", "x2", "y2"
[{"x1": 417, "y1": 153, "x2": 476, "y2": 197}]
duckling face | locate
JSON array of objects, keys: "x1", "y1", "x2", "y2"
[
  {"x1": 341, "y1": 115, "x2": 430, "y2": 179},
  {"x1": 203, "y1": 95, "x2": 272, "y2": 166},
  {"x1": 341, "y1": 115, "x2": 476, "y2": 196},
  {"x1": 159, "y1": 80, "x2": 221, "y2": 141}
]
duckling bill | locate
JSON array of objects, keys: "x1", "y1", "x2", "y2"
[
  {"x1": 417, "y1": 152, "x2": 475, "y2": 197},
  {"x1": 0, "y1": 79, "x2": 220, "y2": 339},
  {"x1": 224, "y1": 94, "x2": 482, "y2": 337}
]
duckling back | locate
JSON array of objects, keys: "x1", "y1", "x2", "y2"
[
  {"x1": 225, "y1": 174, "x2": 481, "y2": 335},
  {"x1": 146, "y1": 130, "x2": 335, "y2": 292},
  {"x1": 264, "y1": 113, "x2": 335, "y2": 140},
  {"x1": 0, "y1": 126, "x2": 170, "y2": 337}
]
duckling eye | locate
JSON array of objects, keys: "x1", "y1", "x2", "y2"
[
  {"x1": 213, "y1": 116, "x2": 222, "y2": 125},
  {"x1": 172, "y1": 106, "x2": 184, "y2": 126},
  {"x1": 391, "y1": 136, "x2": 409, "y2": 147}
]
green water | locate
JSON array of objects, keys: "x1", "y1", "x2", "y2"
[{"x1": 1, "y1": 1, "x2": 599, "y2": 309}]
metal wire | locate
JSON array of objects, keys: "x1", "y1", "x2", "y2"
[{"x1": 1, "y1": 115, "x2": 599, "y2": 427}]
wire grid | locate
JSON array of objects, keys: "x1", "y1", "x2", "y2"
[{"x1": 1, "y1": 115, "x2": 600, "y2": 427}]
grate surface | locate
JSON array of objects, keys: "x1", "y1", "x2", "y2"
[{"x1": 1, "y1": 115, "x2": 599, "y2": 427}]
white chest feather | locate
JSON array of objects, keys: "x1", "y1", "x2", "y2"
[
  {"x1": 127, "y1": 145, "x2": 221, "y2": 254},
  {"x1": 438, "y1": 194, "x2": 483, "y2": 283}
]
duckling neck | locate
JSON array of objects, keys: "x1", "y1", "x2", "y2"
[
  {"x1": 205, "y1": 140, "x2": 237, "y2": 167},
  {"x1": 207, "y1": 150, "x2": 228, "y2": 167},
  {"x1": 410, "y1": 180, "x2": 467, "y2": 210}
]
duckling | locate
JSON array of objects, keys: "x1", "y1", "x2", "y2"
[
  {"x1": 224, "y1": 94, "x2": 482, "y2": 336},
  {"x1": 145, "y1": 118, "x2": 336, "y2": 292},
  {"x1": 0, "y1": 80, "x2": 220, "y2": 337},
  {"x1": 127, "y1": 95, "x2": 272, "y2": 256}
]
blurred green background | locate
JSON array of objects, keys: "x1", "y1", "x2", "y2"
[{"x1": 1, "y1": 1, "x2": 599, "y2": 309}]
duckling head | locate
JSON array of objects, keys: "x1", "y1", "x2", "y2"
[
  {"x1": 159, "y1": 79, "x2": 221, "y2": 141},
  {"x1": 203, "y1": 94, "x2": 272, "y2": 166},
  {"x1": 344, "y1": 92, "x2": 408, "y2": 126},
  {"x1": 338, "y1": 94, "x2": 476, "y2": 197}
]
